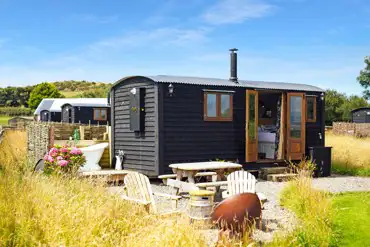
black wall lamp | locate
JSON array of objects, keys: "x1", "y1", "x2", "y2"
[{"x1": 168, "y1": 83, "x2": 174, "y2": 96}]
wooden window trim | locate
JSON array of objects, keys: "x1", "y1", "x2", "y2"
[
  {"x1": 204, "y1": 92, "x2": 233, "y2": 121},
  {"x1": 93, "y1": 108, "x2": 107, "y2": 121},
  {"x1": 306, "y1": 96, "x2": 316, "y2": 123}
]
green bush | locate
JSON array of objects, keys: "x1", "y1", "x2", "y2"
[{"x1": 0, "y1": 107, "x2": 33, "y2": 116}]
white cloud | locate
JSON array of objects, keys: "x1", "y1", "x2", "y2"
[
  {"x1": 88, "y1": 27, "x2": 211, "y2": 51},
  {"x1": 203, "y1": 0, "x2": 274, "y2": 25}
]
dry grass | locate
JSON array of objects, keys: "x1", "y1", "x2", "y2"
[
  {"x1": 325, "y1": 132, "x2": 370, "y2": 176},
  {"x1": 0, "y1": 130, "x2": 208, "y2": 247},
  {"x1": 268, "y1": 167, "x2": 333, "y2": 247}
]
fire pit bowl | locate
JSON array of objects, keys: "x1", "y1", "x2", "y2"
[{"x1": 211, "y1": 192, "x2": 262, "y2": 239}]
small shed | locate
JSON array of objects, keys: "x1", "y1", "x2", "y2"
[
  {"x1": 109, "y1": 49, "x2": 326, "y2": 177},
  {"x1": 351, "y1": 107, "x2": 370, "y2": 123},
  {"x1": 8, "y1": 116, "x2": 34, "y2": 128},
  {"x1": 61, "y1": 98, "x2": 110, "y2": 125}
]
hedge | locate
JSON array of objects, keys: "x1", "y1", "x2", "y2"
[{"x1": 0, "y1": 107, "x2": 33, "y2": 116}]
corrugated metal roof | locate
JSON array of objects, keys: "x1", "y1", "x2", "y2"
[
  {"x1": 34, "y1": 98, "x2": 108, "y2": 115},
  {"x1": 146, "y1": 75, "x2": 324, "y2": 92}
]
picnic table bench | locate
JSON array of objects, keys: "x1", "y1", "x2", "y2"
[
  {"x1": 160, "y1": 161, "x2": 242, "y2": 193},
  {"x1": 158, "y1": 171, "x2": 217, "y2": 185},
  {"x1": 78, "y1": 169, "x2": 131, "y2": 184}
]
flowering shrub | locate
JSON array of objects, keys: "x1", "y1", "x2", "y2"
[{"x1": 43, "y1": 144, "x2": 86, "y2": 175}]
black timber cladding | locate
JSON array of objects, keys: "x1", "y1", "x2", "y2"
[
  {"x1": 61, "y1": 104, "x2": 110, "y2": 125},
  {"x1": 158, "y1": 83, "x2": 246, "y2": 174},
  {"x1": 305, "y1": 93, "x2": 325, "y2": 153},
  {"x1": 351, "y1": 108, "x2": 370, "y2": 123},
  {"x1": 40, "y1": 110, "x2": 61, "y2": 122},
  {"x1": 111, "y1": 77, "x2": 158, "y2": 176},
  {"x1": 61, "y1": 104, "x2": 74, "y2": 123}
]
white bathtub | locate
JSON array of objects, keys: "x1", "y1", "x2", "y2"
[{"x1": 79, "y1": 142, "x2": 109, "y2": 172}]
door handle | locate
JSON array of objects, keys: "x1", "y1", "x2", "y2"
[{"x1": 318, "y1": 132, "x2": 322, "y2": 140}]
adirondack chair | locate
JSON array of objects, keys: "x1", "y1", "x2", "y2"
[
  {"x1": 222, "y1": 170, "x2": 257, "y2": 198},
  {"x1": 122, "y1": 172, "x2": 181, "y2": 214}
]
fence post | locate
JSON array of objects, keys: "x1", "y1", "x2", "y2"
[{"x1": 80, "y1": 126, "x2": 85, "y2": 140}]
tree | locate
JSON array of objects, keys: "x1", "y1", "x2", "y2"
[
  {"x1": 325, "y1": 89, "x2": 346, "y2": 125},
  {"x1": 339, "y1": 95, "x2": 369, "y2": 121},
  {"x1": 28, "y1": 82, "x2": 64, "y2": 109},
  {"x1": 357, "y1": 56, "x2": 370, "y2": 99}
]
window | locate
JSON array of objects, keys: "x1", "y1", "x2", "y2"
[
  {"x1": 94, "y1": 109, "x2": 107, "y2": 121},
  {"x1": 204, "y1": 92, "x2": 233, "y2": 121},
  {"x1": 306, "y1": 96, "x2": 316, "y2": 122},
  {"x1": 290, "y1": 96, "x2": 302, "y2": 138}
]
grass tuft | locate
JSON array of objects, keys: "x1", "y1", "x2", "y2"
[{"x1": 268, "y1": 169, "x2": 333, "y2": 247}]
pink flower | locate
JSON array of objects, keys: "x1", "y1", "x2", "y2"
[
  {"x1": 47, "y1": 155, "x2": 54, "y2": 163},
  {"x1": 58, "y1": 160, "x2": 68, "y2": 167},
  {"x1": 57, "y1": 156, "x2": 63, "y2": 161},
  {"x1": 49, "y1": 147, "x2": 58, "y2": 156},
  {"x1": 61, "y1": 147, "x2": 68, "y2": 153},
  {"x1": 43, "y1": 154, "x2": 49, "y2": 161},
  {"x1": 70, "y1": 147, "x2": 82, "y2": 155}
]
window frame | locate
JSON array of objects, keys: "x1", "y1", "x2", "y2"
[
  {"x1": 306, "y1": 96, "x2": 317, "y2": 123},
  {"x1": 93, "y1": 108, "x2": 107, "y2": 121},
  {"x1": 203, "y1": 92, "x2": 233, "y2": 121}
]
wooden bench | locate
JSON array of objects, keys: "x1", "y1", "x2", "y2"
[
  {"x1": 158, "y1": 171, "x2": 217, "y2": 185},
  {"x1": 78, "y1": 169, "x2": 131, "y2": 184},
  {"x1": 195, "y1": 181, "x2": 228, "y2": 191}
]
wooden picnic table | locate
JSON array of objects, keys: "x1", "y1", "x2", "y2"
[{"x1": 169, "y1": 161, "x2": 242, "y2": 183}]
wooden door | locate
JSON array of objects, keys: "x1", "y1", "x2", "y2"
[
  {"x1": 246, "y1": 90, "x2": 258, "y2": 162},
  {"x1": 287, "y1": 93, "x2": 306, "y2": 160}
]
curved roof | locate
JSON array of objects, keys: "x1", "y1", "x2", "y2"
[
  {"x1": 351, "y1": 107, "x2": 370, "y2": 113},
  {"x1": 112, "y1": 75, "x2": 324, "y2": 92},
  {"x1": 34, "y1": 98, "x2": 108, "y2": 115}
]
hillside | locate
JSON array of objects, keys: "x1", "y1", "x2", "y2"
[{"x1": 53, "y1": 80, "x2": 112, "y2": 98}]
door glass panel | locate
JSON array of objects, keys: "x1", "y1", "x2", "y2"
[
  {"x1": 248, "y1": 93, "x2": 256, "y2": 140},
  {"x1": 220, "y1": 94, "x2": 231, "y2": 117},
  {"x1": 290, "y1": 96, "x2": 302, "y2": 138},
  {"x1": 207, "y1": 94, "x2": 217, "y2": 117}
]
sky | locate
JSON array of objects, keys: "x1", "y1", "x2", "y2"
[{"x1": 0, "y1": 0, "x2": 369, "y2": 95}]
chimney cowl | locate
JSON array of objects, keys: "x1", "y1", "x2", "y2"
[{"x1": 229, "y1": 48, "x2": 238, "y2": 83}]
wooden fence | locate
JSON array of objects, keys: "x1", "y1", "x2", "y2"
[
  {"x1": 27, "y1": 122, "x2": 111, "y2": 166},
  {"x1": 332, "y1": 122, "x2": 370, "y2": 137}
]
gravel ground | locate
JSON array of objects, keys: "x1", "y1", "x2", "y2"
[{"x1": 108, "y1": 175, "x2": 370, "y2": 246}]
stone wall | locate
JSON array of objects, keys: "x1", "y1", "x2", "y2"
[
  {"x1": 332, "y1": 122, "x2": 370, "y2": 137},
  {"x1": 27, "y1": 123, "x2": 51, "y2": 163},
  {"x1": 27, "y1": 122, "x2": 109, "y2": 163}
]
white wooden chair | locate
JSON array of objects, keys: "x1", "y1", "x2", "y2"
[
  {"x1": 221, "y1": 171, "x2": 266, "y2": 203},
  {"x1": 122, "y1": 172, "x2": 181, "y2": 214}
]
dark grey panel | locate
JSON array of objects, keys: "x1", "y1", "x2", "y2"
[{"x1": 112, "y1": 77, "x2": 158, "y2": 176}]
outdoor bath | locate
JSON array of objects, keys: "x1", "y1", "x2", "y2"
[{"x1": 80, "y1": 142, "x2": 109, "y2": 171}]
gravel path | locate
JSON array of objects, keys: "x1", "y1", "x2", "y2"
[{"x1": 108, "y1": 175, "x2": 370, "y2": 245}]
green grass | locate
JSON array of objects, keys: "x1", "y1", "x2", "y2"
[
  {"x1": 331, "y1": 162, "x2": 370, "y2": 177},
  {"x1": 331, "y1": 192, "x2": 370, "y2": 247},
  {"x1": 0, "y1": 115, "x2": 11, "y2": 126},
  {"x1": 269, "y1": 170, "x2": 370, "y2": 247}
]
